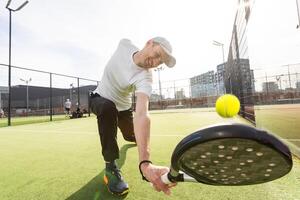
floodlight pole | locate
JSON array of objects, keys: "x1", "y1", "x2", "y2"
[
  {"x1": 154, "y1": 66, "x2": 164, "y2": 102},
  {"x1": 70, "y1": 83, "x2": 73, "y2": 100},
  {"x1": 77, "y1": 77, "x2": 80, "y2": 109},
  {"x1": 296, "y1": 0, "x2": 300, "y2": 28},
  {"x1": 287, "y1": 65, "x2": 292, "y2": 88},
  {"x1": 20, "y1": 78, "x2": 31, "y2": 114},
  {"x1": 213, "y1": 40, "x2": 227, "y2": 94},
  {"x1": 6, "y1": 0, "x2": 29, "y2": 126},
  {"x1": 282, "y1": 65, "x2": 292, "y2": 89},
  {"x1": 0, "y1": 92, "x2": 2, "y2": 111},
  {"x1": 8, "y1": 9, "x2": 12, "y2": 125},
  {"x1": 276, "y1": 74, "x2": 284, "y2": 90}
]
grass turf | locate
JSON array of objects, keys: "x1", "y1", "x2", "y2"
[
  {"x1": 0, "y1": 109, "x2": 299, "y2": 200},
  {"x1": 255, "y1": 104, "x2": 300, "y2": 146},
  {"x1": 0, "y1": 115, "x2": 71, "y2": 127}
]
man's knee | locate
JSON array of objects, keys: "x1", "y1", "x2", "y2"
[{"x1": 122, "y1": 132, "x2": 136, "y2": 142}]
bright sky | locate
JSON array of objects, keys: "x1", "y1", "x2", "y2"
[
  {"x1": 247, "y1": 0, "x2": 300, "y2": 90},
  {"x1": 247, "y1": 0, "x2": 300, "y2": 74},
  {"x1": 0, "y1": 0, "x2": 299, "y2": 88}
]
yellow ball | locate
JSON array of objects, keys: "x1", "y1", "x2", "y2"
[{"x1": 215, "y1": 94, "x2": 240, "y2": 118}]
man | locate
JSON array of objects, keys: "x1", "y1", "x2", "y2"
[
  {"x1": 90, "y1": 37, "x2": 176, "y2": 196},
  {"x1": 0, "y1": 108, "x2": 4, "y2": 118},
  {"x1": 64, "y1": 99, "x2": 72, "y2": 115}
]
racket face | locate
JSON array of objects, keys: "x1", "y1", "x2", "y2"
[{"x1": 171, "y1": 124, "x2": 293, "y2": 185}]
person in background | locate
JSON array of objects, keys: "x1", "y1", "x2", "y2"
[
  {"x1": 0, "y1": 108, "x2": 4, "y2": 118},
  {"x1": 64, "y1": 99, "x2": 72, "y2": 116}
]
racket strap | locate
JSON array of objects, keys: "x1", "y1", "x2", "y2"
[{"x1": 139, "y1": 160, "x2": 152, "y2": 182}]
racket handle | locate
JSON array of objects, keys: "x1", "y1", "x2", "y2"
[{"x1": 161, "y1": 173, "x2": 173, "y2": 184}]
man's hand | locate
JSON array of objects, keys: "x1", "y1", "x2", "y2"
[{"x1": 141, "y1": 163, "x2": 177, "y2": 195}]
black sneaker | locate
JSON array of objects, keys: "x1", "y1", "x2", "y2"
[{"x1": 104, "y1": 167, "x2": 129, "y2": 196}]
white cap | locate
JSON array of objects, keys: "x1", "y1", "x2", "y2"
[{"x1": 152, "y1": 37, "x2": 176, "y2": 68}]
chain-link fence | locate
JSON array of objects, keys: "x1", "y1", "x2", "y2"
[
  {"x1": 251, "y1": 64, "x2": 300, "y2": 105},
  {"x1": 144, "y1": 63, "x2": 300, "y2": 123},
  {"x1": 0, "y1": 64, "x2": 98, "y2": 127},
  {"x1": 1, "y1": 63, "x2": 300, "y2": 127}
]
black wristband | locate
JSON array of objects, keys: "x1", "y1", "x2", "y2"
[{"x1": 139, "y1": 160, "x2": 152, "y2": 182}]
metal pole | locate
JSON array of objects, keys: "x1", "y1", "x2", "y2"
[
  {"x1": 276, "y1": 75, "x2": 282, "y2": 90},
  {"x1": 189, "y1": 81, "x2": 192, "y2": 108},
  {"x1": 88, "y1": 91, "x2": 91, "y2": 117},
  {"x1": 19, "y1": 78, "x2": 31, "y2": 114},
  {"x1": 8, "y1": 10, "x2": 12, "y2": 126},
  {"x1": 280, "y1": 76, "x2": 282, "y2": 90},
  {"x1": 229, "y1": 76, "x2": 233, "y2": 94},
  {"x1": 0, "y1": 92, "x2": 2, "y2": 111},
  {"x1": 213, "y1": 40, "x2": 226, "y2": 95},
  {"x1": 288, "y1": 65, "x2": 292, "y2": 88},
  {"x1": 70, "y1": 85, "x2": 72, "y2": 100},
  {"x1": 50, "y1": 73, "x2": 52, "y2": 121},
  {"x1": 154, "y1": 67, "x2": 163, "y2": 104},
  {"x1": 154, "y1": 67, "x2": 163, "y2": 109},
  {"x1": 158, "y1": 69, "x2": 163, "y2": 109},
  {"x1": 26, "y1": 83, "x2": 28, "y2": 113},
  {"x1": 265, "y1": 72, "x2": 269, "y2": 96},
  {"x1": 221, "y1": 45, "x2": 226, "y2": 95},
  {"x1": 221, "y1": 45, "x2": 225, "y2": 65},
  {"x1": 6, "y1": 0, "x2": 29, "y2": 125},
  {"x1": 296, "y1": 0, "x2": 300, "y2": 28},
  {"x1": 77, "y1": 78, "x2": 80, "y2": 109},
  {"x1": 158, "y1": 69, "x2": 162, "y2": 100},
  {"x1": 173, "y1": 81, "x2": 176, "y2": 99}
]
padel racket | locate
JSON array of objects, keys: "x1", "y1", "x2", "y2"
[{"x1": 161, "y1": 123, "x2": 293, "y2": 185}]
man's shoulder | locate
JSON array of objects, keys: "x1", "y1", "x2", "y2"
[
  {"x1": 119, "y1": 38, "x2": 131, "y2": 44},
  {"x1": 117, "y1": 39, "x2": 132, "y2": 49},
  {"x1": 118, "y1": 38, "x2": 138, "y2": 50}
]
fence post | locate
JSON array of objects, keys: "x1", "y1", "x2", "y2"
[
  {"x1": 8, "y1": 11, "x2": 12, "y2": 126},
  {"x1": 88, "y1": 91, "x2": 91, "y2": 117},
  {"x1": 50, "y1": 73, "x2": 53, "y2": 121},
  {"x1": 77, "y1": 77, "x2": 80, "y2": 109}
]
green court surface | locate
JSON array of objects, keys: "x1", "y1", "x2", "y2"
[
  {"x1": 255, "y1": 104, "x2": 300, "y2": 147},
  {"x1": 0, "y1": 109, "x2": 299, "y2": 200},
  {"x1": 0, "y1": 115, "x2": 70, "y2": 127}
]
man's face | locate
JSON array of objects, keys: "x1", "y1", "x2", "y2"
[{"x1": 142, "y1": 42, "x2": 167, "y2": 69}]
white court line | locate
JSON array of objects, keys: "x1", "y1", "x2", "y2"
[
  {"x1": 0, "y1": 129, "x2": 95, "y2": 134},
  {"x1": 2, "y1": 129, "x2": 299, "y2": 140},
  {"x1": 152, "y1": 134, "x2": 184, "y2": 137},
  {"x1": 285, "y1": 139, "x2": 300, "y2": 142},
  {"x1": 1, "y1": 129, "x2": 186, "y2": 137}
]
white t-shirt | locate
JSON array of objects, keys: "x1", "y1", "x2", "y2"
[
  {"x1": 93, "y1": 39, "x2": 153, "y2": 111},
  {"x1": 65, "y1": 101, "x2": 71, "y2": 109}
]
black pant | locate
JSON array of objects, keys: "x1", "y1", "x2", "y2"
[{"x1": 90, "y1": 94, "x2": 136, "y2": 162}]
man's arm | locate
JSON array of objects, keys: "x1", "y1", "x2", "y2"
[
  {"x1": 133, "y1": 92, "x2": 176, "y2": 195},
  {"x1": 133, "y1": 93, "x2": 151, "y2": 162}
]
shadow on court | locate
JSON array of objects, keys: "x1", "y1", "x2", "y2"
[{"x1": 66, "y1": 143, "x2": 136, "y2": 200}]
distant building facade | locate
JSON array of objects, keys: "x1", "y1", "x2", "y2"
[
  {"x1": 190, "y1": 71, "x2": 216, "y2": 98},
  {"x1": 215, "y1": 63, "x2": 226, "y2": 95},
  {"x1": 296, "y1": 81, "x2": 300, "y2": 91},
  {"x1": 175, "y1": 88, "x2": 185, "y2": 99},
  {"x1": 262, "y1": 82, "x2": 279, "y2": 93}
]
